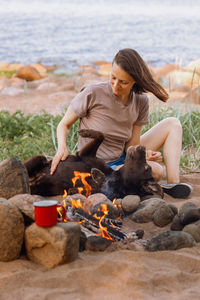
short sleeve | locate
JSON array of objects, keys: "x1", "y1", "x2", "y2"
[
  {"x1": 70, "y1": 85, "x2": 94, "y2": 118},
  {"x1": 135, "y1": 93, "x2": 149, "y2": 125}
]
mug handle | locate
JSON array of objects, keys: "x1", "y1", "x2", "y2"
[{"x1": 57, "y1": 204, "x2": 66, "y2": 222}]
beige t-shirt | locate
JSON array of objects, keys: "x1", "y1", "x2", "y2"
[{"x1": 71, "y1": 81, "x2": 149, "y2": 163}]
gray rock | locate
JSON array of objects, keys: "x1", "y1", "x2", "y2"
[
  {"x1": 178, "y1": 202, "x2": 197, "y2": 219},
  {"x1": 87, "y1": 193, "x2": 119, "y2": 219},
  {"x1": 130, "y1": 198, "x2": 166, "y2": 223},
  {"x1": 145, "y1": 230, "x2": 196, "y2": 251},
  {"x1": 179, "y1": 201, "x2": 197, "y2": 212},
  {"x1": 9, "y1": 194, "x2": 43, "y2": 223},
  {"x1": 0, "y1": 158, "x2": 30, "y2": 199},
  {"x1": 183, "y1": 224, "x2": 200, "y2": 242},
  {"x1": 153, "y1": 204, "x2": 175, "y2": 227},
  {"x1": 0, "y1": 198, "x2": 24, "y2": 261},
  {"x1": 167, "y1": 204, "x2": 178, "y2": 216},
  {"x1": 85, "y1": 236, "x2": 112, "y2": 251},
  {"x1": 121, "y1": 195, "x2": 140, "y2": 213},
  {"x1": 25, "y1": 222, "x2": 80, "y2": 269},
  {"x1": 179, "y1": 208, "x2": 200, "y2": 225},
  {"x1": 171, "y1": 214, "x2": 184, "y2": 231},
  {"x1": 64, "y1": 193, "x2": 87, "y2": 208}
]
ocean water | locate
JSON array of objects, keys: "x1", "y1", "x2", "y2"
[{"x1": 0, "y1": 0, "x2": 200, "y2": 72}]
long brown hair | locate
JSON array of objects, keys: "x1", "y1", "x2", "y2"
[{"x1": 113, "y1": 48, "x2": 169, "y2": 102}]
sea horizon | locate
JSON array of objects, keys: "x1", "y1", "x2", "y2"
[{"x1": 0, "y1": 0, "x2": 200, "y2": 72}]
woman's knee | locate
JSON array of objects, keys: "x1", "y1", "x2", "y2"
[{"x1": 162, "y1": 117, "x2": 182, "y2": 134}]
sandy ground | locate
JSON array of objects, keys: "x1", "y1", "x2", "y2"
[
  {"x1": 0, "y1": 72, "x2": 200, "y2": 300},
  {"x1": 0, "y1": 176, "x2": 200, "y2": 300}
]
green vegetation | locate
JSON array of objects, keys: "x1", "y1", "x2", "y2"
[
  {"x1": 0, "y1": 110, "x2": 79, "y2": 161},
  {"x1": 0, "y1": 106, "x2": 199, "y2": 172},
  {"x1": 0, "y1": 70, "x2": 17, "y2": 78}
]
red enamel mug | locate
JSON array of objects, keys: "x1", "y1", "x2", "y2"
[{"x1": 34, "y1": 200, "x2": 66, "y2": 227}]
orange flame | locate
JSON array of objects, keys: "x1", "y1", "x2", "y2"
[
  {"x1": 94, "y1": 204, "x2": 114, "y2": 241},
  {"x1": 61, "y1": 190, "x2": 114, "y2": 241},
  {"x1": 57, "y1": 206, "x2": 63, "y2": 218},
  {"x1": 113, "y1": 198, "x2": 117, "y2": 207},
  {"x1": 63, "y1": 189, "x2": 67, "y2": 199},
  {"x1": 72, "y1": 171, "x2": 92, "y2": 197}
]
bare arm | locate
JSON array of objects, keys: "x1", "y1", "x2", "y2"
[
  {"x1": 126, "y1": 124, "x2": 162, "y2": 162},
  {"x1": 50, "y1": 105, "x2": 79, "y2": 174},
  {"x1": 126, "y1": 124, "x2": 142, "y2": 149}
]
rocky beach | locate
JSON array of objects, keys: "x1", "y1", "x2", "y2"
[{"x1": 0, "y1": 59, "x2": 200, "y2": 300}]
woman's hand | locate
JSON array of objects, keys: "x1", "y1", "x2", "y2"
[
  {"x1": 50, "y1": 147, "x2": 69, "y2": 175},
  {"x1": 146, "y1": 150, "x2": 162, "y2": 163}
]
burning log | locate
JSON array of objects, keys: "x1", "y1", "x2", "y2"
[
  {"x1": 72, "y1": 211, "x2": 128, "y2": 242},
  {"x1": 61, "y1": 190, "x2": 137, "y2": 243}
]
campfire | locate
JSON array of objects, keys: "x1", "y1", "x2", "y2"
[{"x1": 57, "y1": 170, "x2": 136, "y2": 242}]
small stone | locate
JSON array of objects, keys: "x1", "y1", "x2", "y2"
[
  {"x1": 121, "y1": 195, "x2": 140, "y2": 213},
  {"x1": 130, "y1": 198, "x2": 166, "y2": 223},
  {"x1": 178, "y1": 202, "x2": 197, "y2": 217},
  {"x1": 64, "y1": 193, "x2": 87, "y2": 207},
  {"x1": 167, "y1": 204, "x2": 178, "y2": 216},
  {"x1": 145, "y1": 230, "x2": 196, "y2": 251},
  {"x1": 85, "y1": 236, "x2": 112, "y2": 251},
  {"x1": 183, "y1": 224, "x2": 200, "y2": 242},
  {"x1": 87, "y1": 193, "x2": 119, "y2": 219},
  {"x1": 114, "y1": 198, "x2": 122, "y2": 206},
  {"x1": 179, "y1": 208, "x2": 200, "y2": 225},
  {"x1": 153, "y1": 204, "x2": 174, "y2": 227},
  {"x1": 171, "y1": 214, "x2": 184, "y2": 231},
  {"x1": 136, "y1": 229, "x2": 144, "y2": 239}
]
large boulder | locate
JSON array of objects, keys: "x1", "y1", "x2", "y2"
[
  {"x1": 25, "y1": 222, "x2": 80, "y2": 269},
  {"x1": 0, "y1": 198, "x2": 24, "y2": 261},
  {"x1": 9, "y1": 194, "x2": 44, "y2": 224},
  {"x1": 0, "y1": 158, "x2": 30, "y2": 199}
]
